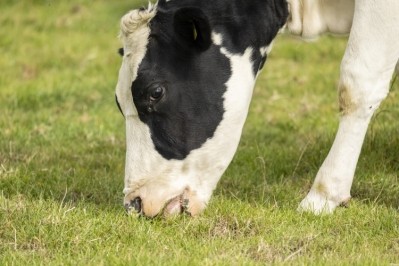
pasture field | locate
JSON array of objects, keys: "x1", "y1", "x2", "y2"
[{"x1": 1, "y1": 1, "x2": 398, "y2": 265}]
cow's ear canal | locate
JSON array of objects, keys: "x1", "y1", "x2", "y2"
[{"x1": 173, "y1": 7, "x2": 211, "y2": 52}]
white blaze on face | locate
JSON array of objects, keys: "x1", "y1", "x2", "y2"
[
  {"x1": 116, "y1": 5, "x2": 156, "y2": 117},
  {"x1": 116, "y1": 8, "x2": 257, "y2": 217}
]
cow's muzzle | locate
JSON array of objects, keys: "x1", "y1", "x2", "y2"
[{"x1": 124, "y1": 188, "x2": 205, "y2": 218}]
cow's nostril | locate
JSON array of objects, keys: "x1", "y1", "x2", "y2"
[
  {"x1": 131, "y1": 197, "x2": 142, "y2": 213},
  {"x1": 125, "y1": 197, "x2": 142, "y2": 214}
]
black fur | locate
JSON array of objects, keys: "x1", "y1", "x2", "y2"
[
  {"x1": 118, "y1": 47, "x2": 124, "y2": 56},
  {"x1": 130, "y1": 0, "x2": 288, "y2": 160},
  {"x1": 115, "y1": 94, "x2": 124, "y2": 116}
]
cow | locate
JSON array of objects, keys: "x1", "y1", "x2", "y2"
[{"x1": 115, "y1": 0, "x2": 399, "y2": 218}]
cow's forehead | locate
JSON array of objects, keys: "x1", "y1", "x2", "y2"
[
  {"x1": 119, "y1": 0, "x2": 284, "y2": 68},
  {"x1": 115, "y1": 4, "x2": 156, "y2": 118},
  {"x1": 119, "y1": 3, "x2": 156, "y2": 57},
  {"x1": 120, "y1": 3, "x2": 156, "y2": 37}
]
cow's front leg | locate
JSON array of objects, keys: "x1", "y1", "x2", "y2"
[
  {"x1": 298, "y1": 110, "x2": 373, "y2": 214},
  {"x1": 298, "y1": 0, "x2": 399, "y2": 214},
  {"x1": 298, "y1": 75, "x2": 394, "y2": 214}
]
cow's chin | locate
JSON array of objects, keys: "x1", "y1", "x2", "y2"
[{"x1": 124, "y1": 186, "x2": 207, "y2": 218}]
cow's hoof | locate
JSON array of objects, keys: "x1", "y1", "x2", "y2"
[
  {"x1": 125, "y1": 197, "x2": 142, "y2": 215},
  {"x1": 297, "y1": 191, "x2": 339, "y2": 215}
]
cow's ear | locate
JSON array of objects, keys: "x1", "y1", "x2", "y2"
[
  {"x1": 272, "y1": 0, "x2": 289, "y2": 28},
  {"x1": 173, "y1": 7, "x2": 211, "y2": 51}
]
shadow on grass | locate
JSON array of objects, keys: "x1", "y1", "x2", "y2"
[
  {"x1": 217, "y1": 121, "x2": 399, "y2": 211},
  {"x1": 1, "y1": 114, "x2": 398, "y2": 215},
  {"x1": 2, "y1": 95, "x2": 398, "y2": 217},
  {"x1": 0, "y1": 134, "x2": 125, "y2": 212}
]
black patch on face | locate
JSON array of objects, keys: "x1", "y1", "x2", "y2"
[
  {"x1": 118, "y1": 48, "x2": 124, "y2": 56},
  {"x1": 132, "y1": 9, "x2": 230, "y2": 160},
  {"x1": 128, "y1": 1, "x2": 288, "y2": 160}
]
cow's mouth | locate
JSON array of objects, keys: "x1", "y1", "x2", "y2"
[
  {"x1": 125, "y1": 192, "x2": 191, "y2": 218},
  {"x1": 163, "y1": 193, "x2": 191, "y2": 216}
]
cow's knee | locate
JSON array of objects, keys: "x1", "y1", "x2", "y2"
[{"x1": 338, "y1": 62, "x2": 390, "y2": 118}]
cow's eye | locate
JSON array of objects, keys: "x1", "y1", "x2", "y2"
[{"x1": 150, "y1": 86, "x2": 165, "y2": 101}]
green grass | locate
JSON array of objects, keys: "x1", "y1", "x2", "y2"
[{"x1": 1, "y1": 1, "x2": 398, "y2": 264}]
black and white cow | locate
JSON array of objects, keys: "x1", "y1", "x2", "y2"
[{"x1": 115, "y1": 0, "x2": 399, "y2": 217}]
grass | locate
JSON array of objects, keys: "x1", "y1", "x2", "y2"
[{"x1": 0, "y1": 0, "x2": 398, "y2": 264}]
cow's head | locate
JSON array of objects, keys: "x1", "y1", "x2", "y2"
[{"x1": 115, "y1": 1, "x2": 288, "y2": 218}]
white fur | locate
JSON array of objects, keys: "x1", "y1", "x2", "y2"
[
  {"x1": 212, "y1": 32, "x2": 223, "y2": 46},
  {"x1": 288, "y1": 0, "x2": 399, "y2": 214},
  {"x1": 116, "y1": 6, "x2": 156, "y2": 118},
  {"x1": 260, "y1": 43, "x2": 273, "y2": 58}
]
